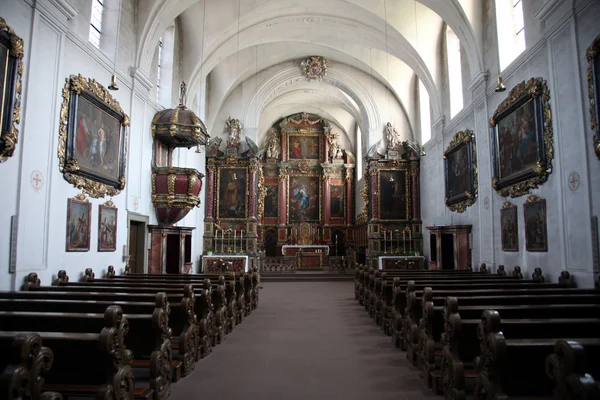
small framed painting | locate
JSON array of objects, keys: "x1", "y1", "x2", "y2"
[
  {"x1": 524, "y1": 195, "x2": 548, "y2": 252},
  {"x1": 500, "y1": 202, "x2": 518, "y2": 252},
  {"x1": 66, "y1": 196, "x2": 92, "y2": 252},
  {"x1": 98, "y1": 201, "x2": 117, "y2": 252}
]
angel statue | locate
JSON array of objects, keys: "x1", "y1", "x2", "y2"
[
  {"x1": 266, "y1": 128, "x2": 280, "y2": 159},
  {"x1": 385, "y1": 122, "x2": 400, "y2": 150},
  {"x1": 226, "y1": 117, "x2": 242, "y2": 148},
  {"x1": 327, "y1": 131, "x2": 344, "y2": 162}
]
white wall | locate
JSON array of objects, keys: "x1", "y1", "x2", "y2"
[
  {"x1": 420, "y1": 0, "x2": 600, "y2": 288},
  {"x1": 0, "y1": 0, "x2": 205, "y2": 290}
]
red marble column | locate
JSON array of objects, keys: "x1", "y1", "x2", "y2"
[
  {"x1": 323, "y1": 176, "x2": 331, "y2": 224},
  {"x1": 248, "y1": 165, "x2": 258, "y2": 219},
  {"x1": 281, "y1": 130, "x2": 287, "y2": 162},
  {"x1": 370, "y1": 171, "x2": 379, "y2": 220},
  {"x1": 411, "y1": 165, "x2": 419, "y2": 220},
  {"x1": 346, "y1": 177, "x2": 353, "y2": 226},
  {"x1": 279, "y1": 173, "x2": 287, "y2": 226},
  {"x1": 205, "y1": 166, "x2": 215, "y2": 219}
]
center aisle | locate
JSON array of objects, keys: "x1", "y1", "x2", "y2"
[{"x1": 169, "y1": 281, "x2": 438, "y2": 400}]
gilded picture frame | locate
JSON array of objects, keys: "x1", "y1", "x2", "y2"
[
  {"x1": 490, "y1": 78, "x2": 553, "y2": 198},
  {"x1": 66, "y1": 195, "x2": 91, "y2": 252},
  {"x1": 524, "y1": 195, "x2": 548, "y2": 252},
  {"x1": 444, "y1": 129, "x2": 477, "y2": 213},
  {"x1": 0, "y1": 17, "x2": 24, "y2": 163},
  {"x1": 329, "y1": 184, "x2": 345, "y2": 220},
  {"x1": 500, "y1": 201, "x2": 518, "y2": 252},
  {"x1": 586, "y1": 33, "x2": 600, "y2": 159},
  {"x1": 98, "y1": 200, "x2": 117, "y2": 252},
  {"x1": 263, "y1": 183, "x2": 279, "y2": 220},
  {"x1": 288, "y1": 175, "x2": 321, "y2": 223},
  {"x1": 378, "y1": 169, "x2": 410, "y2": 221},
  {"x1": 58, "y1": 74, "x2": 130, "y2": 198},
  {"x1": 286, "y1": 131, "x2": 322, "y2": 161},
  {"x1": 216, "y1": 167, "x2": 248, "y2": 220}
]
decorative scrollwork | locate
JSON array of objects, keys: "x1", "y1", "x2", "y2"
[
  {"x1": 257, "y1": 165, "x2": 266, "y2": 221},
  {"x1": 586, "y1": 34, "x2": 600, "y2": 160},
  {"x1": 55, "y1": 270, "x2": 69, "y2": 285},
  {"x1": 21, "y1": 272, "x2": 41, "y2": 290},
  {"x1": 473, "y1": 310, "x2": 506, "y2": 400}
]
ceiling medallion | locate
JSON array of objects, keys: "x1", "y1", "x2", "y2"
[{"x1": 301, "y1": 56, "x2": 329, "y2": 81}]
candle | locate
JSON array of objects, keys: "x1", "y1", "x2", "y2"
[{"x1": 390, "y1": 230, "x2": 392, "y2": 242}]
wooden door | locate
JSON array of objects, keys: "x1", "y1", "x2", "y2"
[
  {"x1": 128, "y1": 223, "x2": 138, "y2": 271},
  {"x1": 129, "y1": 221, "x2": 145, "y2": 273}
]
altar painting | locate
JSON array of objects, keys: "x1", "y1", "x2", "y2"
[
  {"x1": 264, "y1": 184, "x2": 279, "y2": 219},
  {"x1": 379, "y1": 170, "x2": 408, "y2": 221},
  {"x1": 217, "y1": 168, "x2": 247, "y2": 219},
  {"x1": 289, "y1": 176, "x2": 320, "y2": 222},
  {"x1": 288, "y1": 135, "x2": 320, "y2": 160},
  {"x1": 330, "y1": 185, "x2": 345, "y2": 219}
]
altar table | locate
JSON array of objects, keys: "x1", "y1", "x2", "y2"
[
  {"x1": 378, "y1": 256, "x2": 425, "y2": 270},
  {"x1": 202, "y1": 255, "x2": 249, "y2": 272},
  {"x1": 281, "y1": 245, "x2": 329, "y2": 269}
]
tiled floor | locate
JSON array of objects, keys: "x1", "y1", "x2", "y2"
[{"x1": 169, "y1": 281, "x2": 439, "y2": 400}]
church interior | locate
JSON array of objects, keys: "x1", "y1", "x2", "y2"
[{"x1": 1, "y1": 0, "x2": 600, "y2": 399}]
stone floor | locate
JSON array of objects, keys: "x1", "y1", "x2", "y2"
[{"x1": 169, "y1": 281, "x2": 439, "y2": 400}]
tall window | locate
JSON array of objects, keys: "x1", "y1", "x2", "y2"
[
  {"x1": 496, "y1": 0, "x2": 526, "y2": 71},
  {"x1": 88, "y1": 0, "x2": 104, "y2": 48},
  {"x1": 156, "y1": 37, "x2": 163, "y2": 103},
  {"x1": 446, "y1": 26, "x2": 463, "y2": 118},
  {"x1": 419, "y1": 80, "x2": 431, "y2": 143}
]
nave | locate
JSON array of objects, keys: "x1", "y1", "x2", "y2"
[{"x1": 169, "y1": 281, "x2": 437, "y2": 400}]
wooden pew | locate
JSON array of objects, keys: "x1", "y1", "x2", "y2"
[
  {"x1": 0, "y1": 333, "x2": 63, "y2": 400},
  {"x1": 471, "y1": 310, "x2": 600, "y2": 399},
  {"x1": 545, "y1": 339, "x2": 600, "y2": 399},
  {"x1": 1, "y1": 306, "x2": 149, "y2": 400},
  {"x1": 0, "y1": 295, "x2": 174, "y2": 398}
]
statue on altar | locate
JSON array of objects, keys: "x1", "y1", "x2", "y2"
[
  {"x1": 266, "y1": 128, "x2": 280, "y2": 159},
  {"x1": 327, "y1": 131, "x2": 344, "y2": 162},
  {"x1": 226, "y1": 117, "x2": 242, "y2": 148},
  {"x1": 385, "y1": 122, "x2": 400, "y2": 150}
]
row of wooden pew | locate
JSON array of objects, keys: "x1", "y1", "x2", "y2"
[
  {"x1": 354, "y1": 266, "x2": 600, "y2": 399},
  {"x1": 0, "y1": 267, "x2": 260, "y2": 400}
]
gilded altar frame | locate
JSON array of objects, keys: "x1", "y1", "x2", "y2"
[
  {"x1": 216, "y1": 166, "x2": 249, "y2": 221},
  {"x1": 490, "y1": 77, "x2": 553, "y2": 198},
  {"x1": 586, "y1": 33, "x2": 600, "y2": 159},
  {"x1": 0, "y1": 17, "x2": 23, "y2": 163},
  {"x1": 58, "y1": 74, "x2": 130, "y2": 198},
  {"x1": 377, "y1": 168, "x2": 411, "y2": 222},
  {"x1": 287, "y1": 173, "x2": 322, "y2": 223},
  {"x1": 444, "y1": 129, "x2": 477, "y2": 213},
  {"x1": 285, "y1": 129, "x2": 323, "y2": 161}
]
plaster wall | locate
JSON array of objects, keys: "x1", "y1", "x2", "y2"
[
  {"x1": 420, "y1": 0, "x2": 600, "y2": 288},
  {"x1": 0, "y1": 0, "x2": 205, "y2": 291}
]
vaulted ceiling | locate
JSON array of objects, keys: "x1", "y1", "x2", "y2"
[{"x1": 134, "y1": 0, "x2": 484, "y2": 152}]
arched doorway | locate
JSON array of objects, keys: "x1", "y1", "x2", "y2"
[{"x1": 264, "y1": 229, "x2": 278, "y2": 257}]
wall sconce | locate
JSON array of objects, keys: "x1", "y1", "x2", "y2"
[
  {"x1": 108, "y1": 74, "x2": 119, "y2": 91},
  {"x1": 494, "y1": 76, "x2": 506, "y2": 92}
]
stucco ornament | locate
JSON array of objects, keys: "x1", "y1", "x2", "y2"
[{"x1": 301, "y1": 56, "x2": 329, "y2": 81}]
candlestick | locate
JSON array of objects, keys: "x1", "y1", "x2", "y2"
[{"x1": 241, "y1": 230, "x2": 243, "y2": 252}]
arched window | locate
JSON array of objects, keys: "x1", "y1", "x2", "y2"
[
  {"x1": 496, "y1": 0, "x2": 526, "y2": 71},
  {"x1": 155, "y1": 25, "x2": 176, "y2": 107},
  {"x1": 156, "y1": 37, "x2": 163, "y2": 103},
  {"x1": 446, "y1": 26, "x2": 463, "y2": 119},
  {"x1": 418, "y1": 80, "x2": 431, "y2": 143},
  {"x1": 88, "y1": 0, "x2": 104, "y2": 48}
]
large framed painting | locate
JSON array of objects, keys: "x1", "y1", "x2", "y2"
[
  {"x1": 586, "y1": 33, "x2": 600, "y2": 160},
  {"x1": 330, "y1": 184, "x2": 345, "y2": 219},
  {"x1": 264, "y1": 183, "x2": 279, "y2": 219},
  {"x1": 378, "y1": 170, "x2": 409, "y2": 221},
  {"x1": 98, "y1": 201, "x2": 117, "y2": 252},
  {"x1": 58, "y1": 74, "x2": 130, "y2": 198},
  {"x1": 288, "y1": 175, "x2": 320, "y2": 222},
  {"x1": 287, "y1": 133, "x2": 321, "y2": 160},
  {"x1": 500, "y1": 201, "x2": 518, "y2": 252},
  {"x1": 217, "y1": 167, "x2": 248, "y2": 220},
  {"x1": 490, "y1": 77, "x2": 553, "y2": 198},
  {"x1": 66, "y1": 196, "x2": 91, "y2": 252},
  {"x1": 0, "y1": 17, "x2": 24, "y2": 163},
  {"x1": 444, "y1": 129, "x2": 477, "y2": 213},
  {"x1": 524, "y1": 195, "x2": 548, "y2": 252}
]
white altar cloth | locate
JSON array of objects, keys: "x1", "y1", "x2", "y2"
[
  {"x1": 281, "y1": 245, "x2": 330, "y2": 256},
  {"x1": 202, "y1": 255, "x2": 249, "y2": 272}
]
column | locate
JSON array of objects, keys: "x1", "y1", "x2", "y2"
[
  {"x1": 410, "y1": 162, "x2": 419, "y2": 220},
  {"x1": 205, "y1": 165, "x2": 215, "y2": 220},
  {"x1": 248, "y1": 164, "x2": 258, "y2": 220},
  {"x1": 279, "y1": 169, "x2": 288, "y2": 226},
  {"x1": 345, "y1": 167, "x2": 353, "y2": 226},
  {"x1": 323, "y1": 175, "x2": 331, "y2": 224}
]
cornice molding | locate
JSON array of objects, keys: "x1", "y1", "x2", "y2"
[
  {"x1": 534, "y1": 0, "x2": 565, "y2": 23},
  {"x1": 47, "y1": 0, "x2": 78, "y2": 20},
  {"x1": 467, "y1": 70, "x2": 489, "y2": 93},
  {"x1": 129, "y1": 67, "x2": 153, "y2": 92}
]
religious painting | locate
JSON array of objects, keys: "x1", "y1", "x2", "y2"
[
  {"x1": 330, "y1": 184, "x2": 345, "y2": 219},
  {"x1": 217, "y1": 167, "x2": 248, "y2": 220},
  {"x1": 586, "y1": 33, "x2": 600, "y2": 160},
  {"x1": 288, "y1": 176, "x2": 320, "y2": 222},
  {"x1": 98, "y1": 202, "x2": 117, "y2": 252},
  {"x1": 444, "y1": 130, "x2": 477, "y2": 213},
  {"x1": 59, "y1": 74, "x2": 130, "y2": 198},
  {"x1": 490, "y1": 78, "x2": 553, "y2": 198},
  {"x1": 500, "y1": 202, "x2": 518, "y2": 252},
  {"x1": 378, "y1": 170, "x2": 409, "y2": 221},
  {"x1": 0, "y1": 17, "x2": 24, "y2": 163},
  {"x1": 524, "y1": 196, "x2": 548, "y2": 252},
  {"x1": 288, "y1": 134, "x2": 320, "y2": 160},
  {"x1": 264, "y1": 183, "x2": 279, "y2": 219},
  {"x1": 66, "y1": 197, "x2": 91, "y2": 252}
]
